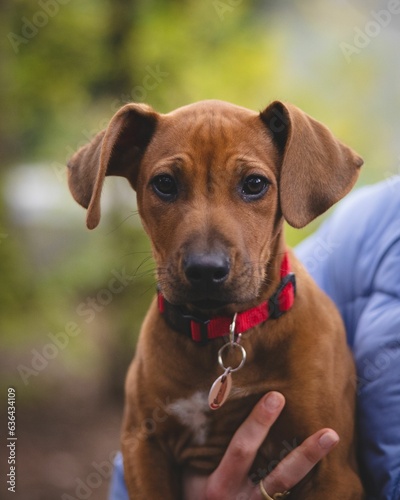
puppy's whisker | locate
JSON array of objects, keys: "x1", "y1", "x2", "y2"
[
  {"x1": 135, "y1": 255, "x2": 154, "y2": 270},
  {"x1": 106, "y1": 213, "x2": 141, "y2": 234},
  {"x1": 140, "y1": 281, "x2": 163, "y2": 298}
]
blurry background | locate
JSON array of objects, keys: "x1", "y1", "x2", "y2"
[{"x1": 1, "y1": 0, "x2": 399, "y2": 498}]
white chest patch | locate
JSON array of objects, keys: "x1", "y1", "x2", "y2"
[{"x1": 166, "y1": 391, "x2": 210, "y2": 445}]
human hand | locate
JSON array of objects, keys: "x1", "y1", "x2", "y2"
[{"x1": 183, "y1": 392, "x2": 339, "y2": 499}]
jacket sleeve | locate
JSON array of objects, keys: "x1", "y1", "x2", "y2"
[
  {"x1": 355, "y1": 262, "x2": 400, "y2": 499},
  {"x1": 296, "y1": 178, "x2": 400, "y2": 500},
  {"x1": 109, "y1": 452, "x2": 129, "y2": 500}
]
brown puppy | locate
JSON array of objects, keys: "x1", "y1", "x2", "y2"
[{"x1": 68, "y1": 100, "x2": 365, "y2": 499}]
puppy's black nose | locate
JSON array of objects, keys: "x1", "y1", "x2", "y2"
[{"x1": 184, "y1": 253, "x2": 230, "y2": 288}]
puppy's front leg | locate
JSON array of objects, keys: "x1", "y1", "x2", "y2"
[{"x1": 121, "y1": 431, "x2": 181, "y2": 500}]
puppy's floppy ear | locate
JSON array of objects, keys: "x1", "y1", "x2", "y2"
[
  {"x1": 67, "y1": 103, "x2": 158, "y2": 229},
  {"x1": 260, "y1": 101, "x2": 363, "y2": 228}
]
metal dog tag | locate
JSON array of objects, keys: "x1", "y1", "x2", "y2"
[{"x1": 208, "y1": 369, "x2": 232, "y2": 410}]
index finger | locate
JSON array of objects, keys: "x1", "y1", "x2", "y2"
[{"x1": 212, "y1": 392, "x2": 285, "y2": 492}]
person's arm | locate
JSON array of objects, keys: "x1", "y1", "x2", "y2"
[{"x1": 296, "y1": 179, "x2": 400, "y2": 498}]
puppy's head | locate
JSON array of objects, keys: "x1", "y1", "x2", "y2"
[{"x1": 68, "y1": 100, "x2": 362, "y2": 310}]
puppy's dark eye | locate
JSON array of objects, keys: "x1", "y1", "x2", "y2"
[
  {"x1": 151, "y1": 174, "x2": 178, "y2": 201},
  {"x1": 241, "y1": 175, "x2": 270, "y2": 199}
]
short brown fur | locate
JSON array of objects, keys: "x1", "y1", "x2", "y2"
[{"x1": 68, "y1": 99, "x2": 364, "y2": 499}]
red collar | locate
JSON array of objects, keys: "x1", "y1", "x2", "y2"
[{"x1": 157, "y1": 252, "x2": 296, "y2": 344}]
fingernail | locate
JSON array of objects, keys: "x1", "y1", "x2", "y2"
[
  {"x1": 318, "y1": 431, "x2": 339, "y2": 449},
  {"x1": 264, "y1": 392, "x2": 284, "y2": 411}
]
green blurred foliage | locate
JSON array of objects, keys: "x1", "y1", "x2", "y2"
[{"x1": 1, "y1": 0, "x2": 399, "y2": 400}]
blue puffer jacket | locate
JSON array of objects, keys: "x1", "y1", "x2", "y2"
[{"x1": 296, "y1": 177, "x2": 400, "y2": 500}]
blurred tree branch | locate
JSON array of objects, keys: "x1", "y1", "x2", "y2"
[{"x1": 94, "y1": 0, "x2": 139, "y2": 97}]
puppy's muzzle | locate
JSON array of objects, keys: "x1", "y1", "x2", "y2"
[{"x1": 183, "y1": 252, "x2": 230, "y2": 293}]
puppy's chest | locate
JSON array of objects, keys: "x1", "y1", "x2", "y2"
[
  {"x1": 162, "y1": 388, "x2": 263, "y2": 471},
  {"x1": 166, "y1": 391, "x2": 211, "y2": 446}
]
